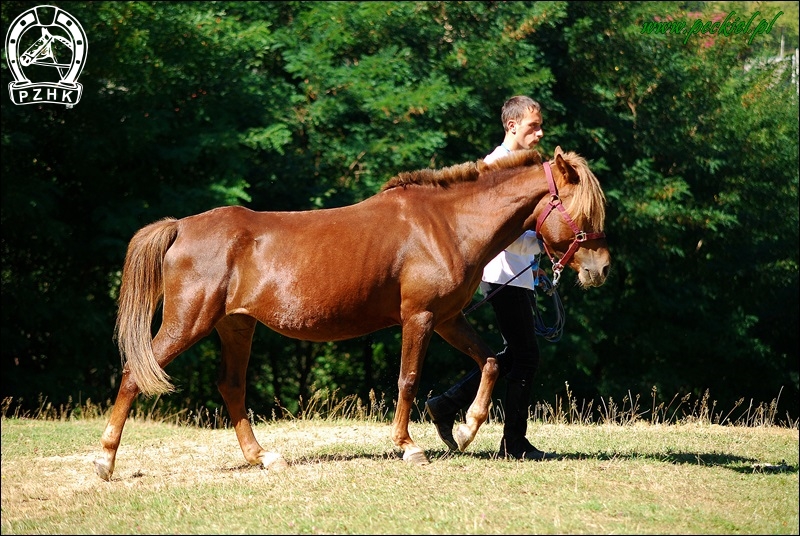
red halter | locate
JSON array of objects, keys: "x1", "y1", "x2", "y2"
[{"x1": 535, "y1": 161, "x2": 606, "y2": 287}]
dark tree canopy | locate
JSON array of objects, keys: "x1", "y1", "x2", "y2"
[{"x1": 2, "y1": 1, "x2": 797, "y2": 420}]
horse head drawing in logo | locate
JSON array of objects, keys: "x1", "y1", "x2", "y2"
[{"x1": 5, "y1": 5, "x2": 88, "y2": 107}]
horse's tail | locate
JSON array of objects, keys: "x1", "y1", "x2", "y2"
[{"x1": 114, "y1": 217, "x2": 179, "y2": 396}]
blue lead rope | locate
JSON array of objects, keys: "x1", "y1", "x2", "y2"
[
  {"x1": 531, "y1": 272, "x2": 565, "y2": 342},
  {"x1": 463, "y1": 258, "x2": 566, "y2": 343}
]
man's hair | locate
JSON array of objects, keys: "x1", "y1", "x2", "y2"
[{"x1": 501, "y1": 95, "x2": 541, "y2": 131}]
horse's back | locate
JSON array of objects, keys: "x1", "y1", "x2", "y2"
[{"x1": 163, "y1": 204, "x2": 406, "y2": 340}]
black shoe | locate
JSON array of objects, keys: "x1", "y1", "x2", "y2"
[
  {"x1": 425, "y1": 398, "x2": 459, "y2": 451},
  {"x1": 497, "y1": 437, "x2": 559, "y2": 460}
]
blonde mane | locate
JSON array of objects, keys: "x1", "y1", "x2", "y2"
[
  {"x1": 559, "y1": 151, "x2": 606, "y2": 232},
  {"x1": 380, "y1": 161, "x2": 479, "y2": 191},
  {"x1": 379, "y1": 149, "x2": 605, "y2": 233},
  {"x1": 380, "y1": 150, "x2": 542, "y2": 191}
]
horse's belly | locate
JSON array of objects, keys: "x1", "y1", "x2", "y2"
[
  {"x1": 270, "y1": 319, "x2": 395, "y2": 342},
  {"x1": 220, "y1": 242, "x2": 398, "y2": 338},
  {"x1": 263, "y1": 305, "x2": 396, "y2": 342},
  {"x1": 233, "y1": 288, "x2": 398, "y2": 342}
]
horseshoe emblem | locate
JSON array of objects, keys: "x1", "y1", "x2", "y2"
[{"x1": 5, "y1": 5, "x2": 88, "y2": 107}]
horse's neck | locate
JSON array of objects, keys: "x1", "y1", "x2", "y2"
[{"x1": 453, "y1": 168, "x2": 550, "y2": 264}]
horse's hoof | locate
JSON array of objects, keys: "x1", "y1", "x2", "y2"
[
  {"x1": 402, "y1": 447, "x2": 430, "y2": 465},
  {"x1": 93, "y1": 459, "x2": 113, "y2": 482},
  {"x1": 260, "y1": 452, "x2": 289, "y2": 472},
  {"x1": 455, "y1": 424, "x2": 474, "y2": 452}
]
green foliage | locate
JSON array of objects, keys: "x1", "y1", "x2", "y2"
[
  {"x1": 533, "y1": 0, "x2": 798, "y2": 416},
  {"x1": 1, "y1": 1, "x2": 797, "y2": 420}
]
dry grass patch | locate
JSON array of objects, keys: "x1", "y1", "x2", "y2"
[{"x1": 2, "y1": 416, "x2": 797, "y2": 534}]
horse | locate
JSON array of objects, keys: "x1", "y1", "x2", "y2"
[{"x1": 94, "y1": 146, "x2": 609, "y2": 481}]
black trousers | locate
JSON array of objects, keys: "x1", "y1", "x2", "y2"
[{"x1": 485, "y1": 282, "x2": 540, "y2": 383}]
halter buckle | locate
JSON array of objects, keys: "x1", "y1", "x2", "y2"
[{"x1": 551, "y1": 267, "x2": 562, "y2": 288}]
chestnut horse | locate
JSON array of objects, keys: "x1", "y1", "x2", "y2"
[{"x1": 94, "y1": 146, "x2": 609, "y2": 481}]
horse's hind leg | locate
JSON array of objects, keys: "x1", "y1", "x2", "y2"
[
  {"x1": 215, "y1": 314, "x2": 288, "y2": 472},
  {"x1": 94, "y1": 329, "x2": 198, "y2": 481},
  {"x1": 94, "y1": 369, "x2": 140, "y2": 481}
]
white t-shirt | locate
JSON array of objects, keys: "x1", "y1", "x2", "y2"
[{"x1": 480, "y1": 145, "x2": 542, "y2": 293}]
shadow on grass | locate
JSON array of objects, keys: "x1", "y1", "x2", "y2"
[
  {"x1": 408, "y1": 447, "x2": 798, "y2": 474},
  {"x1": 437, "y1": 449, "x2": 799, "y2": 474},
  {"x1": 214, "y1": 448, "x2": 797, "y2": 475}
]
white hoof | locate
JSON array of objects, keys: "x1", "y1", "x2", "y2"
[
  {"x1": 455, "y1": 424, "x2": 474, "y2": 452},
  {"x1": 402, "y1": 446, "x2": 429, "y2": 465},
  {"x1": 93, "y1": 458, "x2": 114, "y2": 481},
  {"x1": 260, "y1": 452, "x2": 289, "y2": 472}
]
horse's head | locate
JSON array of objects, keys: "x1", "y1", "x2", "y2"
[{"x1": 535, "y1": 146, "x2": 610, "y2": 288}]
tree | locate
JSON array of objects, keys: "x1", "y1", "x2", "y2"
[
  {"x1": 536, "y1": 1, "x2": 798, "y2": 416},
  {"x1": 2, "y1": 1, "x2": 796, "y2": 421}
]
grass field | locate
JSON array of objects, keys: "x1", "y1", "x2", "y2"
[{"x1": 1, "y1": 392, "x2": 798, "y2": 534}]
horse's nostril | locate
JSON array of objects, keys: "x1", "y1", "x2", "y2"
[{"x1": 602, "y1": 264, "x2": 609, "y2": 279}]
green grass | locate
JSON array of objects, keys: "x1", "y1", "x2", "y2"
[{"x1": 1, "y1": 390, "x2": 798, "y2": 535}]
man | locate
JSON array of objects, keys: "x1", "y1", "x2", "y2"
[{"x1": 425, "y1": 95, "x2": 558, "y2": 460}]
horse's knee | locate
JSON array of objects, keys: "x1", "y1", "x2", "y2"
[
  {"x1": 397, "y1": 375, "x2": 420, "y2": 400},
  {"x1": 483, "y1": 357, "x2": 500, "y2": 381}
]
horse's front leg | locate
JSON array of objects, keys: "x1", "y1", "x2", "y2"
[
  {"x1": 435, "y1": 313, "x2": 499, "y2": 452},
  {"x1": 392, "y1": 311, "x2": 434, "y2": 465}
]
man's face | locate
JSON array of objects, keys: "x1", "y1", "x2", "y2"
[{"x1": 511, "y1": 108, "x2": 543, "y2": 149}]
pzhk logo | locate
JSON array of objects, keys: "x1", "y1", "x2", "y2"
[{"x1": 5, "y1": 5, "x2": 87, "y2": 107}]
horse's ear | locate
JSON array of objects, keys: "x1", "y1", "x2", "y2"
[
  {"x1": 554, "y1": 152, "x2": 580, "y2": 185},
  {"x1": 554, "y1": 145, "x2": 564, "y2": 157}
]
